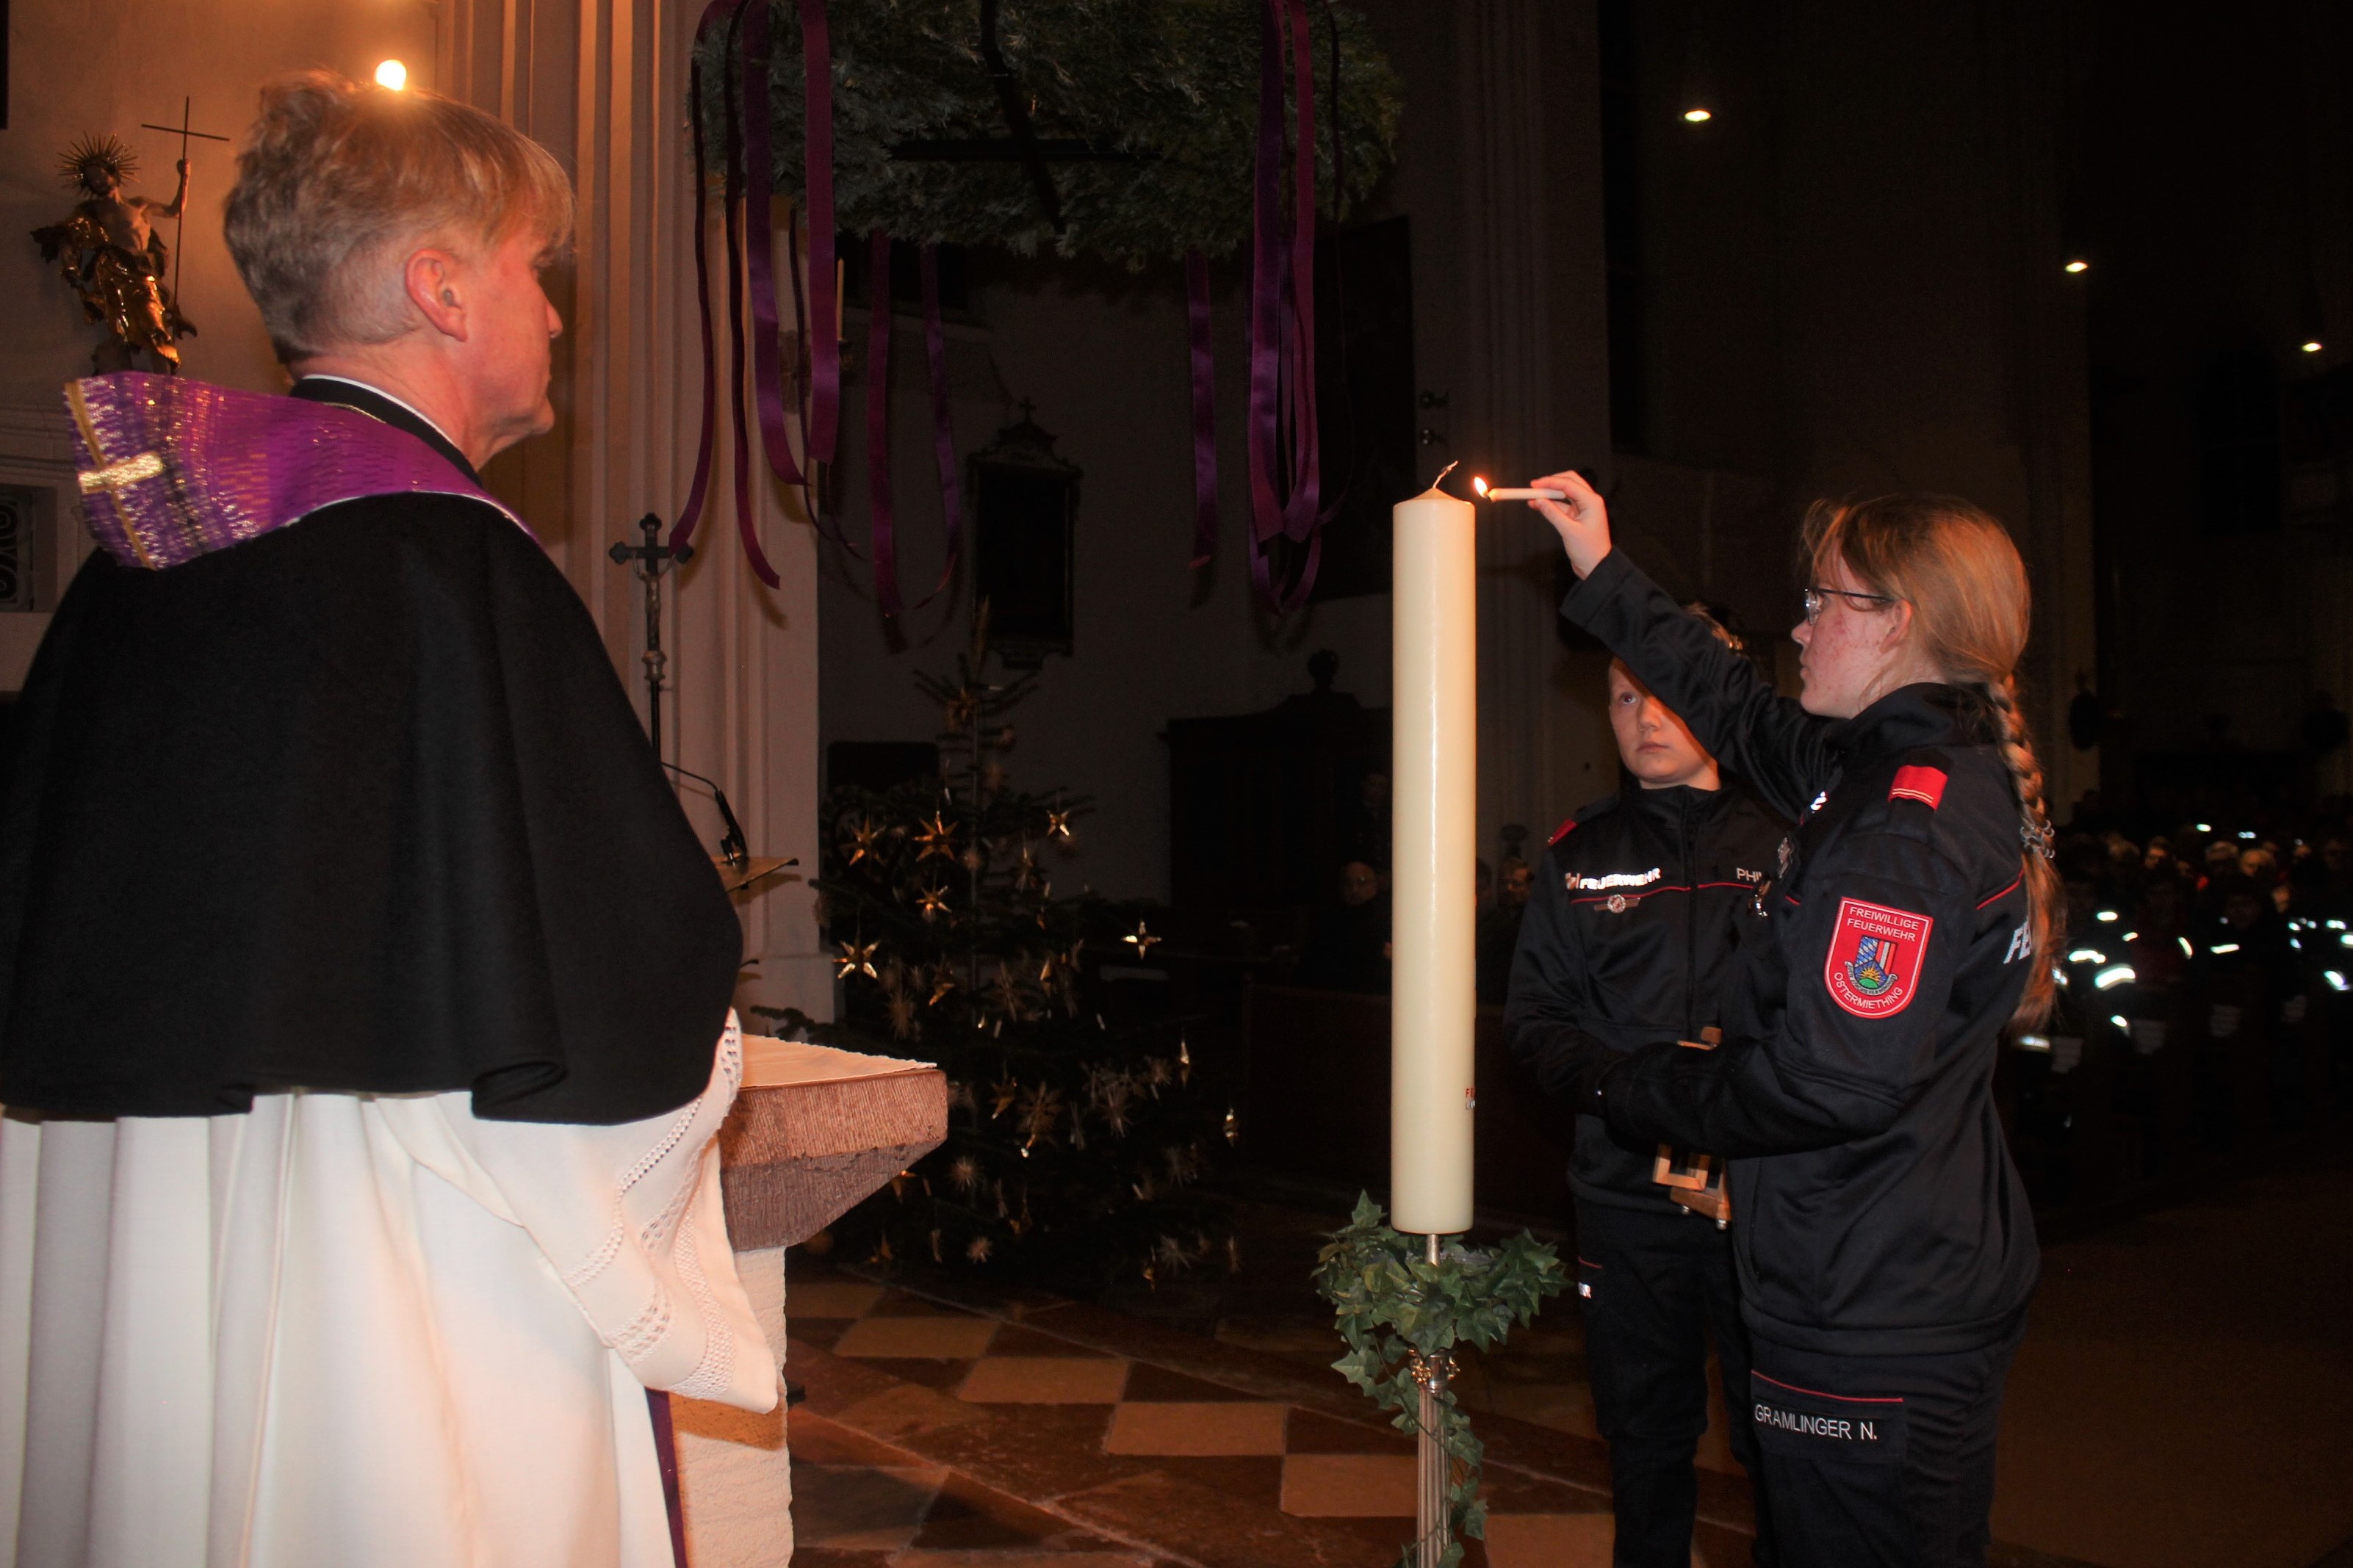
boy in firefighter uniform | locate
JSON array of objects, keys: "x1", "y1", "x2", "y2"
[{"x1": 1506, "y1": 609, "x2": 1787, "y2": 1567}]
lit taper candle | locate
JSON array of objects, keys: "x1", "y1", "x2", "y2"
[
  {"x1": 1472, "y1": 476, "x2": 1565, "y2": 502},
  {"x1": 1389, "y1": 464, "x2": 1477, "y2": 1236}
]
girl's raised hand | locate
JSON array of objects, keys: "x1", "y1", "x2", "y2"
[{"x1": 1529, "y1": 469, "x2": 1611, "y2": 579}]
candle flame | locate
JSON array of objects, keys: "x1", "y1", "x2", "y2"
[{"x1": 1472, "y1": 476, "x2": 1490, "y2": 498}]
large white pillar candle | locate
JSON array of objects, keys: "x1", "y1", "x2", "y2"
[{"x1": 1389, "y1": 478, "x2": 1477, "y2": 1236}]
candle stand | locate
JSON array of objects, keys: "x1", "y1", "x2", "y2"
[
  {"x1": 1314, "y1": 1198, "x2": 1565, "y2": 1568},
  {"x1": 1408, "y1": 1326, "x2": 1453, "y2": 1565}
]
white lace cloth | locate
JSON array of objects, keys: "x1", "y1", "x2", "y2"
[{"x1": 0, "y1": 1014, "x2": 775, "y2": 1568}]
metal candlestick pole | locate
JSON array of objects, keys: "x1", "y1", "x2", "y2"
[
  {"x1": 1413, "y1": 1232, "x2": 1451, "y2": 1568},
  {"x1": 609, "y1": 513, "x2": 693, "y2": 761}
]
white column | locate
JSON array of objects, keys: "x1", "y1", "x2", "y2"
[{"x1": 438, "y1": 0, "x2": 829, "y2": 1026}]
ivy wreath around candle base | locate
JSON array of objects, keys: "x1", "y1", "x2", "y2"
[{"x1": 1313, "y1": 1195, "x2": 1568, "y2": 1568}]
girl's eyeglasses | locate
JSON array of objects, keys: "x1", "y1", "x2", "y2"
[{"x1": 1801, "y1": 585, "x2": 1900, "y2": 624}]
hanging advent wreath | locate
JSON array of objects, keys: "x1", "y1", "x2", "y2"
[
  {"x1": 693, "y1": 0, "x2": 1400, "y2": 262},
  {"x1": 675, "y1": 0, "x2": 1401, "y2": 612}
]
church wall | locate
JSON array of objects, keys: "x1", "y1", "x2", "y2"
[{"x1": 815, "y1": 259, "x2": 1293, "y2": 906}]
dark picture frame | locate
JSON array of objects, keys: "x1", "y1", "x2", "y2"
[{"x1": 969, "y1": 406, "x2": 1081, "y2": 664}]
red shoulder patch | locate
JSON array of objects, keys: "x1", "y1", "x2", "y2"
[
  {"x1": 1549, "y1": 816, "x2": 1578, "y2": 846},
  {"x1": 1889, "y1": 765, "x2": 1947, "y2": 809},
  {"x1": 1824, "y1": 898, "x2": 1935, "y2": 1019}
]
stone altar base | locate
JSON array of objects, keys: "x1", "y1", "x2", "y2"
[
  {"x1": 675, "y1": 1036, "x2": 947, "y2": 1564},
  {"x1": 675, "y1": 1247, "x2": 793, "y2": 1567}
]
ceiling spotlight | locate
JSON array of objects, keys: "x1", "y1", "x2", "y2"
[
  {"x1": 375, "y1": 59, "x2": 409, "y2": 92},
  {"x1": 2303, "y1": 340, "x2": 2324, "y2": 355},
  {"x1": 2064, "y1": 259, "x2": 2089, "y2": 275},
  {"x1": 1682, "y1": 107, "x2": 1712, "y2": 123}
]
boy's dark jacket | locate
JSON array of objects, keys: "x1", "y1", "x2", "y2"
[{"x1": 1504, "y1": 778, "x2": 1788, "y2": 1215}]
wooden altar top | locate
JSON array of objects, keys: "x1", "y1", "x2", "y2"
[{"x1": 716, "y1": 1034, "x2": 947, "y2": 1252}]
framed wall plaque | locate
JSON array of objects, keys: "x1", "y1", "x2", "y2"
[{"x1": 969, "y1": 403, "x2": 1078, "y2": 664}]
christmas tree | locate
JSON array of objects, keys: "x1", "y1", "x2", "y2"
[{"x1": 767, "y1": 609, "x2": 1235, "y2": 1287}]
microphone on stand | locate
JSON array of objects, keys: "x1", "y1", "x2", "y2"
[{"x1": 661, "y1": 762, "x2": 749, "y2": 870}]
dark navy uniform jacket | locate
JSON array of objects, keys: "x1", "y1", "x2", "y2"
[
  {"x1": 1503, "y1": 781, "x2": 1789, "y2": 1215},
  {"x1": 1562, "y1": 551, "x2": 2042, "y2": 1356}
]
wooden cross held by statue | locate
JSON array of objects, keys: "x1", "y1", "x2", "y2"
[{"x1": 139, "y1": 98, "x2": 230, "y2": 306}]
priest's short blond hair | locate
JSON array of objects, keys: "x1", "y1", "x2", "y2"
[{"x1": 223, "y1": 70, "x2": 574, "y2": 363}]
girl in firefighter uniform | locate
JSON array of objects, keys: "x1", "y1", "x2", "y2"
[{"x1": 1532, "y1": 480, "x2": 2057, "y2": 1568}]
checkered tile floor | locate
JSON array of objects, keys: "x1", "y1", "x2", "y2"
[{"x1": 784, "y1": 1268, "x2": 1747, "y2": 1568}]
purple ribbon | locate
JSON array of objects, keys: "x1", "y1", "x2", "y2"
[
  {"x1": 866, "y1": 227, "x2": 899, "y2": 616},
  {"x1": 647, "y1": 1390, "x2": 688, "y2": 1567},
  {"x1": 1244, "y1": 0, "x2": 1325, "y2": 609},
  {"x1": 667, "y1": 0, "x2": 736, "y2": 559},
  {"x1": 714, "y1": 4, "x2": 776, "y2": 586},
  {"x1": 740, "y1": 0, "x2": 802, "y2": 513},
  {"x1": 788, "y1": 214, "x2": 858, "y2": 555},
  {"x1": 1244, "y1": 0, "x2": 1283, "y2": 558},
  {"x1": 727, "y1": 0, "x2": 785, "y2": 587},
  {"x1": 672, "y1": 0, "x2": 779, "y2": 585},
  {"x1": 1185, "y1": 250, "x2": 1218, "y2": 570},
  {"x1": 800, "y1": 0, "x2": 840, "y2": 467},
  {"x1": 918, "y1": 243, "x2": 964, "y2": 603},
  {"x1": 671, "y1": 0, "x2": 837, "y2": 589},
  {"x1": 1283, "y1": 0, "x2": 1321, "y2": 538}
]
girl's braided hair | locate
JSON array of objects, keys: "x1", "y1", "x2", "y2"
[{"x1": 1801, "y1": 495, "x2": 2061, "y2": 1027}]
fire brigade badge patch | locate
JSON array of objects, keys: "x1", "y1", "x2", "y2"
[{"x1": 1824, "y1": 898, "x2": 1934, "y2": 1018}]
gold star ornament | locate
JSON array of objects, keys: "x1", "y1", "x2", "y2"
[
  {"x1": 834, "y1": 939, "x2": 880, "y2": 979},
  {"x1": 1123, "y1": 920, "x2": 1161, "y2": 959},
  {"x1": 840, "y1": 816, "x2": 883, "y2": 865},
  {"x1": 914, "y1": 812, "x2": 959, "y2": 861}
]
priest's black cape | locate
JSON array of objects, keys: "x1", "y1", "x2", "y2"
[{"x1": 0, "y1": 381, "x2": 744, "y2": 1124}]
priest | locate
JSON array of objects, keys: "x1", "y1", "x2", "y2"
[{"x1": 0, "y1": 71, "x2": 775, "y2": 1567}]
